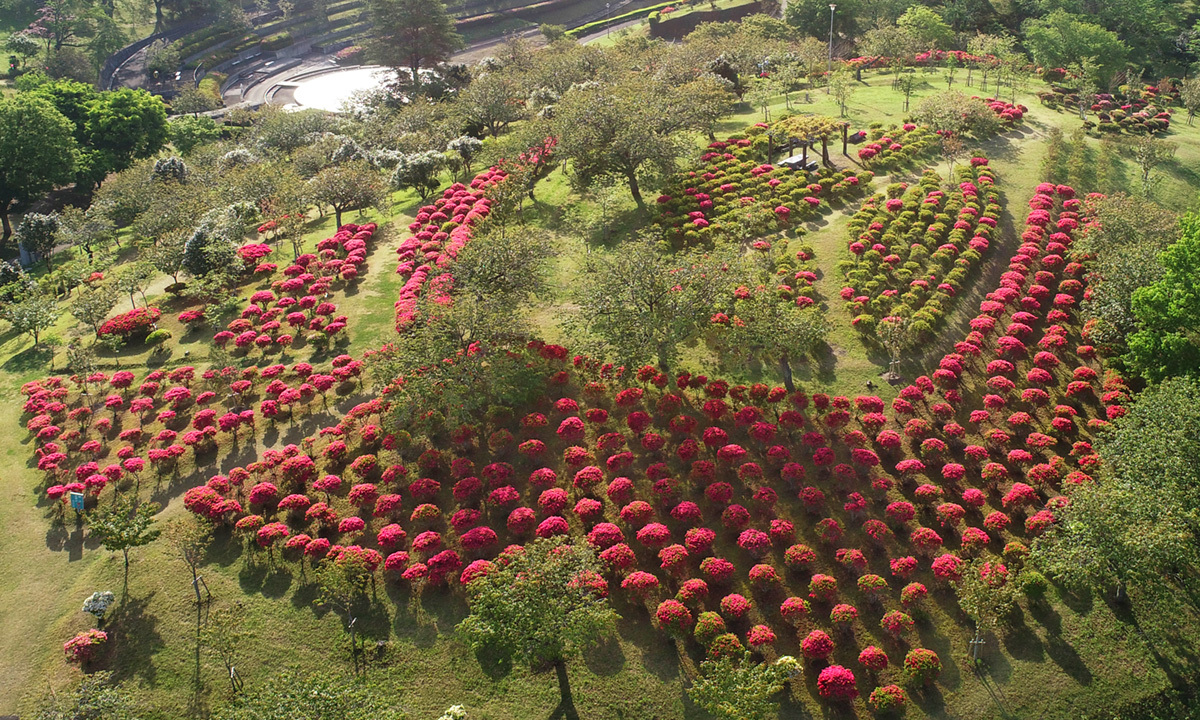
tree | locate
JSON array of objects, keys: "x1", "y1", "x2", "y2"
[
  {"x1": 1077, "y1": 194, "x2": 1177, "y2": 353},
  {"x1": 200, "y1": 604, "x2": 249, "y2": 693},
  {"x1": 966, "y1": 33, "x2": 1015, "y2": 92},
  {"x1": 33, "y1": 672, "x2": 139, "y2": 720},
  {"x1": 314, "y1": 550, "x2": 373, "y2": 655},
  {"x1": 794, "y1": 37, "x2": 829, "y2": 89},
  {"x1": 458, "y1": 71, "x2": 526, "y2": 137},
  {"x1": 1022, "y1": 10, "x2": 1128, "y2": 89},
  {"x1": 309, "y1": 161, "x2": 385, "y2": 227},
  {"x1": 897, "y1": 73, "x2": 916, "y2": 111},
  {"x1": 1181, "y1": 77, "x2": 1200, "y2": 125},
  {"x1": 0, "y1": 94, "x2": 77, "y2": 245},
  {"x1": 365, "y1": 0, "x2": 462, "y2": 91},
  {"x1": 89, "y1": 496, "x2": 161, "y2": 588},
  {"x1": 6, "y1": 32, "x2": 40, "y2": 68},
  {"x1": 165, "y1": 517, "x2": 211, "y2": 605},
  {"x1": 689, "y1": 653, "x2": 799, "y2": 720},
  {"x1": 452, "y1": 222, "x2": 552, "y2": 306},
  {"x1": 1031, "y1": 378, "x2": 1200, "y2": 637},
  {"x1": 784, "y1": 0, "x2": 859, "y2": 40},
  {"x1": 953, "y1": 558, "x2": 1019, "y2": 629},
  {"x1": 71, "y1": 284, "x2": 118, "y2": 338},
  {"x1": 1, "y1": 291, "x2": 59, "y2": 346},
  {"x1": 712, "y1": 289, "x2": 829, "y2": 390},
  {"x1": 446, "y1": 135, "x2": 483, "y2": 178},
  {"x1": 569, "y1": 241, "x2": 734, "y2": 370},
  {"x1": 169, "y1": 115, "x2": 222, "y2": 155},
  {"x1": 1122, "y1": 134, "x2": 1176, "y2": 196},
  {"x1": 897, "y1": 6, "x2": 953, "y2": 50},
  {"x1": 553, "y1": 76, "x2": 733, "y2": 205},
  {"x1": 147, "y1": 231, "x2": 189, "y2": 285},
  {"x1": 112, "y1": 261, "x2": 154, "y2": 309},
  {"x1": 58, "y1": 205, "x2": 114, "y2": 260},
  {"x1": 16, "y1": 212, "x2": 60, "y2": 270},
  {"x1": 1126, "y1": 214, "x2": 1200, "y2": 381},
  {"x1": 858, "y1": 22, "x2": 920, "y2": 87},
  {"x1": 829, "y1": 67, "x2": 856, "y2": 116},
  {"x1": 79, "y1": 89, "x2": 170, "y2": 188},
  {"x1": 369, "y1": 294, "x2": 544, "y2": 432},
  {"x1": 171, "y1": 87, "x2": 220, "y2": 117},
  {"x1": 211, "y1": 671, "x2": 402, "y2": 720},
  {"x1": 912, "y1": 91, "x2": 1001, "y2": 137},
  {"x1": 389, "y1": 151, "x2": 444, "y2": 200},
  {"x1": 26, "y1": 0, "x2": 81, "y2": 53},
  {"x1": 458, "y1": 538, "x2": 617, "y2": 717}
]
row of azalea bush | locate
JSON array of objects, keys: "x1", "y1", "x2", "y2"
[
  {"x1": 840, "y1": 159, "x2": 1000, "y2": 340},
  {"x1": 25, "y1": 357, "x2": 366, "y2": 490},
  {"x1": 394, "y1": 173, "x2": 502, "y2": 330},
  {"x1": 393, "y1": 138, "x2": 557, "y2": 330},
  {"x1": 1037, "y1": 85, "x2": 1175, "y2": 134},
  {"x1": 855, "y1": 123, "x2": 938, "y2": 172},
  {"x1": 174, "y1": 223, "x2": 376, "y2": 354},
  {"x1": 653, "y1": 122, "x2": 874, "y2": 251}
]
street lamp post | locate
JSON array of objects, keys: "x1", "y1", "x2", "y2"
[
  {"x1": 606, "y1": 2, "x2": 611, "y2": 36},
  {"x1": 826, "y1": 3, "x2": 836, "y2": 94}
]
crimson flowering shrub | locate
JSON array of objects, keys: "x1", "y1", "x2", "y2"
[
  {"x1": 868, "y1": 684, "x2": 908, "y2": 712},
  {"x1": 881, "y1": 610, "x2": 915, "y2": 638},
  {"x1": 801, "y1": 629, "x2": 835, "y2": 659},
  {"x1": 817, "y1": 665, "x2": 858, "y2": 700},
  {"x1": 655, "y1": 599, "x2": 694, "y2": 635},
  {"x1": 858, "y1": 645, "x2": 889, "y2": 671},
  {"x1": 64, "y1": 629, "x2": 107, "y2": 663},
  {"x1": 904, "y1": 648, "x2": 942, "y2": 685},
  {"x1": 99, "y1": 307, "x2": 162, "y2": 338}
]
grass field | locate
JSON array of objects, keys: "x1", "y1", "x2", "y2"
[{"x1": 3, "y1": 67, "x2": 1200, "y2": 720}]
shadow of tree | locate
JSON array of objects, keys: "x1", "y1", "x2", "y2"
[{"x1": 109, "y1": 591, "x2": 165, "y2": 685}]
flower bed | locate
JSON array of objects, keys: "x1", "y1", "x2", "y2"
[
  {"x1": 19, "y1": 182, "x2": 1119, "y2": 704},
  {"x1": 206, "y1": 222, "x2": 378, "y2": 354},
  {"x1": 840, "y1": 159, "x2": 1000, "y2": 340},
  {"x1": 653, "y1": 122, "x2": 873, "y2": 250}
]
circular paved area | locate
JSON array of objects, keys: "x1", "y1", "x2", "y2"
[{"x1": 286, "y1": 65, "x2": 398, "y2": 111}]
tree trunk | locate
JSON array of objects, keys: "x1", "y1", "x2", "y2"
[
  {"x1": 625, "y1": 171, "x2": 644, "y2": 207},
  {"x1": 0, "y1": 206, "x2": 11, "y2": 245},
  {"x1": 334, "y1": 206, "x2": 343, "y2": 228},
  {"x1": 779, "y1": 356, "x2": 794, "y2": 392},
  {"x1": 553, "y1": 659, "x2": 579, "y2": 720},
  {"x1": 154, "y1": 0, "x2": 164, "y2": 31}
]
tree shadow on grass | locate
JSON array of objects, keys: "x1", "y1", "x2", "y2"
[
  {"x1": 473, "y1": 641, "x2": 514, "y2": 680},
  {"x1": 110, "y1": 591, "x2": 164, "y2": 686},
  {"x1": 582, "y1": 633, "x2": 626, "y2": 676},
  {"x1": 615, "y1": 610, "x2": 679, "y2": 681},
  {"x1": 3, "y1": 343, "x2": 55, "y2": 374}
]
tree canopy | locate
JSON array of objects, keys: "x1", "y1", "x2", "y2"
[
  {"x1": 0, "y1": 94, "x2": 77, "y2": 243},
  {"x1": 1126, "y1": 213, "x2": 1200, "y2": 381}
]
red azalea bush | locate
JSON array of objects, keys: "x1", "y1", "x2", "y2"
[
  {"x1": 99, "y1": 307, "x2": 162, "y2": 338},
  {"x1": 817, "y1": 665, "x2": 858, "y2": 700},
  {"x1": 64, "y1": 629, "x2": 107, "y2": 663}
]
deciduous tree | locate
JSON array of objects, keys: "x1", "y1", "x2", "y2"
[
  {"x1": 89, "y1": 496, "x2": 161, "y2": 588},
  {"x1": 0, "y1": 94, "x2": 77, "y2": 245},
  {"x1": 365, "y1": 0, "x2": 462, "y2": 91},
  {"x1": 1126, "y1": 214, "x2": 1200, "y2": 380},
  {"x1": 459, "y1": 538, "x2": 617, "y2": 717},
  {"x1": 569, "y1": 241, "x2": 734, "y2": 370}
]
